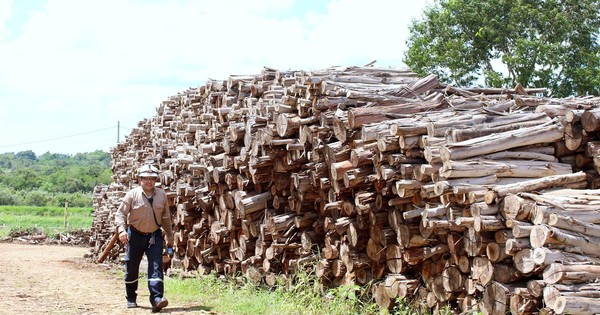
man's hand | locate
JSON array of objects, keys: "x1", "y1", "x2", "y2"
[{"x1": 118, "y1": 231, "x2": 128, "y2": 243}]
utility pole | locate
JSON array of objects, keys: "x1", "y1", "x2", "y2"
[{"x1": 117, "y1": 121, "x2": 120, "y2": 143}]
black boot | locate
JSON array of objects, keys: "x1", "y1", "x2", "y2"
[{"x1": 151, "y1": 297, "x2": 168, "y2": 313}]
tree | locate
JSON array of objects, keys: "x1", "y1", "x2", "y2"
[
  {"x1": 10, "y1": 168, "x2": 42, "y2": 190},
  {"x1": 404, "y1": 0, "x2": 600, "y2": 97},
  {"x1": 0, "y1": 186, "x2": 17, "y2": 205},
  {"x1": 24, "y1": 189, "x2": 52, "y2": 206},
  {"x1": 0, "y1": 153, "x2": 13, "y2": 168},
  {"x1": 16, "y1": 150, "x2": 37, "y2": 161},
  {"x1": 0, "y1": 150, "x2": 112, "y2": 206}
]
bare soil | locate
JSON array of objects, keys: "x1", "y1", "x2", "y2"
[{"x1": 0, "y1": 242, "x2": 209, "y2": 315}]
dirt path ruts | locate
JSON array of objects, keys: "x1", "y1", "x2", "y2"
[{"x1": 0, "y1": 242, "x2": 208, "y2": 315}]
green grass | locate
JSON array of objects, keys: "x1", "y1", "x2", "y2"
[
  {"x1": 0, "y1": 205, "x2": 93, "y2": 237},
  {"x1": 164, "y1": 272, "x2": 380, "y2": 315},
  {"x1": 161, "y1": 270, "x2": 447, "y2": 315}
]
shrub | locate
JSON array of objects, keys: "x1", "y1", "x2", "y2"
[
  {"x1": 0, "y1": 186, "x2": 17, "y2": 205},
  {"x1": 55, "y1": 192, "x2": 93, "y2": 207},
  {"x1": 23, "y1": 189, "x2": 53, "y2": 206}
]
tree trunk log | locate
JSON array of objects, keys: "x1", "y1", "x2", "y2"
[
  {"x1": 543, "y1": 263, "x2": 600, "y2": 284},
  {"x1": 485, "y1": 172, "x2": 587, "y2": 204},
  {"x1": 440, "y1": 123, "x2": 564, "y2": 162}
]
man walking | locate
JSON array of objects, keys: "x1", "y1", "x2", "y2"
[{"x1": 115, "y1": 164, "x2": 174, "y2": 312}]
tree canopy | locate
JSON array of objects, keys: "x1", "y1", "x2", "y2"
[
  {"x1": 404, "y1": 0, "x2": 600, "y2": 97},
  {"x1": 0, "y1": 150, "x2": 112, "y2": 206}
]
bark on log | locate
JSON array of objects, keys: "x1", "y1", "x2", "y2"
[
  {"x1": 484, "y1": 172, "x2": 587, "y2": 204},
  {"x1": 543, "y1": 263, "x2": 600, "y2": 284},
  {"x1": 481, "y1": 281, "x2": 510, "y2": 315},
  {"x1": 440, "y1": 122, "x2": 564, "y2": 162},
  {"x1": 581, "y1": 108, "x2": 600, "y2": 132},
  {"x1": 554, "y1": 296, "x2": 600, "y2": 315},
  {"x1": 348, "y1": 93, "x2": 447, "y2": 129}
]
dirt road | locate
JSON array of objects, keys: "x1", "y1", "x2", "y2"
[{"x1": 0, "y1": 242, "x2": 208, "y2": 315}]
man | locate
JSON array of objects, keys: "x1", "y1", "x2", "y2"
[{"x1": 115, "y1": 164, "x2": 174, "y2": 312}]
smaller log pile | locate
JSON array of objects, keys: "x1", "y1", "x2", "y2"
[
  {"x1": 91, "y1": 65, "x2": 600, "y2": 314},
  {"x1": 3, "y1": 228, "x2": 93, "y2": 246},
  {"x1": 90, "y1": 183, "x2": 127, "y2": 260}
]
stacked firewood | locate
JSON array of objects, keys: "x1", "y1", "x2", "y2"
[
  {"x1": 4, "y1": 228, "x2": 93, "y2": 246},
  {"x1": 90, "y1": 183, "x2": 127, "y2": 260},
  {"x1": 90, "y1": 65, "x2": 600, "y2": 314}
]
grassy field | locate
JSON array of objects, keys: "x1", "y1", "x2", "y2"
[{"x1": 0, "y1": 205, "x2": 93, "y2": 237}]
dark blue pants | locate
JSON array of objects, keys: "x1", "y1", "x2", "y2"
[{"x1": 124, "y1": 227, "x2": 164, "y2": 304}]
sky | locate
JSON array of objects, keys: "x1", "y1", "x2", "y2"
[{"x1": 0, "y1": 0, "x2": 432, "y2": 156}]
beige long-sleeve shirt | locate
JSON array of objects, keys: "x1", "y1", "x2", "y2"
[{"x1": 115, "y1": 186, "x2": 174, "y2": 245}]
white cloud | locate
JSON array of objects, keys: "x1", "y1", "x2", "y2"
[
  {"x1": 36, "y1": 99, "x2": 64, "y2": 111},
  {"x1": 0, "y1": 0, "x2": 430, "y2": 155},
  {"x1": 0, "y1": 0, "x2": 12, "y2": 39}
]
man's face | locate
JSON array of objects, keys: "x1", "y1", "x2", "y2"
[{"x1": 140, "y1": 177, "x2": 157, "y2": 190}]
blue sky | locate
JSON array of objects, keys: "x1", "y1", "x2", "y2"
[{"x1": 0, "y1": 0, "x2": 431, "y2": 155}]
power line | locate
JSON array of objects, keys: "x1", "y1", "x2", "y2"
[{"x1": 0, "y1": 126, "x2": 118, "y2": 148}]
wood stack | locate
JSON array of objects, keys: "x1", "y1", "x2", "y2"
[
  {"x1": 90, "y1": 183, "x2": 128, "y2": 261},
  {"x1": 90, "y1": 65, "x2": 600, "y2": 314},
  {"x1": 5, "y1": 229, "x2": 93, "y2": 246}
]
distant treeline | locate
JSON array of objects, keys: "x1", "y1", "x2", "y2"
[{"x1": 0, "y1": 150, "x2": 113, "y2": 207}]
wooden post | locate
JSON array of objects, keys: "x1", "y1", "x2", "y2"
[{"x1": 63, "y1": 201, "x2": 68, "y2": 229}]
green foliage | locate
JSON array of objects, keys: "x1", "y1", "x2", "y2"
[
  {"x1": 24, "y1": 189, "x2": 52, "y2": 206},
  {"x1": 0, "y1": 188, "x2": 92, "y2": 207},
  {"x1": 324, "y1": 284, "x2": 379, "y2": 314},
  {"x1": 0, "y1": 150, "x2": 111, "y2": 206},
  {"x1": 7, "y1": 168, "x2": 43, "y2": 190},
  {"x1": 16, "y1": 150, "x2": 37, "y2": 161},
  {"x1": 404, "y1": 0, "x2": 600, "y2": 97},
  {"x1": 163, "y1": 269, "x2": 386, "y2": 315},
  {"x1": 0, "y1": 186, "x2": 17, "y2": 205},
  {"x1": 54, "y1": 192, "x2": 94, "y2": 207},
  {"x1": 390, "y1": 297, "x2": 444, "y2": 315}
]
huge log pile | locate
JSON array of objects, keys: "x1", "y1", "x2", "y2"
[{"x1": 90, "y1": 65, "x2": 600, "y2": 314}]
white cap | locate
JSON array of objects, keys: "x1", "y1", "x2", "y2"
[{"x1": 138, "y1": 164, "x2": 159, "y2": 178}]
